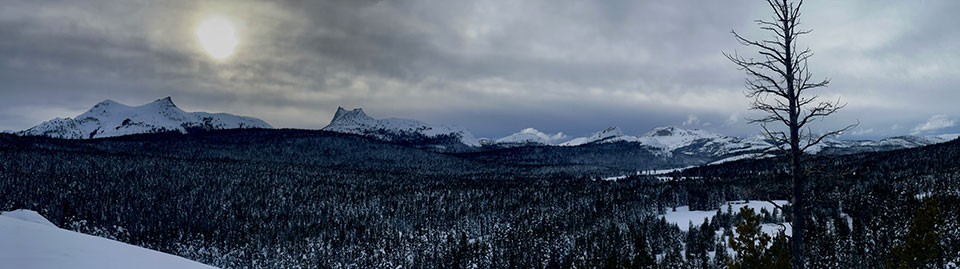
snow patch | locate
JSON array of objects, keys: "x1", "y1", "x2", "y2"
[{"x1": 661, "y1": 200, "x2": 788, "y2": 231}]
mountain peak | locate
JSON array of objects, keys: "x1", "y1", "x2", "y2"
[
  {"x1": 599, "y1": 126, "x2": 623, "y2": 136},
  {"x1": 646, "y1": 126, "x2": 680, "y2": 137},
  {"x1": 558, "y1": 126, "x2": 630, "y2": 146},
  {"x1": 150, "y1": 96, "x2": 176, "y2": 108},
  {"x1": 323, "y1": 107, "x2": 480, "y2": 147},
  {"x1": 94, "y1": 99, "x2": 120, "y2": 107},
  {"x1": 331, "y1": 107, "x2": 371, "y2": 122}
]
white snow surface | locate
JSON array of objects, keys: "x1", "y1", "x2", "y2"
[
  {"x1": 0, "y1": 210, "x2": 215, "y2": 269},
  {"x1": 18, "y1": 97, "x2": 271, "y2": 139},
  {"x1": 1, "y1": 209, "x2": 56, "y2": 227},
  {"x1": 322, "y1": 107, "x2": 480, "y2": 147},
  {"x1": 662, "y1": 200, "x2": 789, "y2": 231}
]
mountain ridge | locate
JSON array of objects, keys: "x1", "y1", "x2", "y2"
[{"x1": 18, "y1": 97, "x2": 271, "y2": 139}]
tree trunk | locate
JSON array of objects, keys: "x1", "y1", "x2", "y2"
[
  {"x1": 784, "y1": 7, "x2": 805, "y2": 268},
  {"x1": 790, "y1": 137, "x2": 805, "y2": 269}
]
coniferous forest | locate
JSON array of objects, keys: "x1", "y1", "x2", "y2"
[{"x1": 1, "y1": 129, "x2": 958, "y2": 268}]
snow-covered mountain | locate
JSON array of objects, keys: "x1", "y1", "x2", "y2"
[
  {"x1": 486, "y1": 128, "x2": 568, "y2": 147},
  {"x1": 558, "y1": 126, "x2": 768, "y2": 158},
  {"x1": 0, "y1": 209, "x2": 214, "y2": 269},
  {"x1": 554, "y1": 126, "x2": 957, "y2": 161},
  {"x1": 322, "y1": 107, "x2": 480, "y2": 147},
  {"x1": 638, "y1": 127, "x2": 725, "y2": 152},
  {"x1": 495, "y1": 131, "x2": 549, "y2": 146},
  {"x1": 18, "y1": 97, "x2": 271, "y2": 139},
  {"x1": 809, "y1": 134, "x2": 960, "y2": 154},
  {"x1": 559, "y1": 126, "x2": 632, "y2": 146}
]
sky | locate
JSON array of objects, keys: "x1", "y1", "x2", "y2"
[{"x1": 1, "y1": 0, "x2": 958, "y2": 140}]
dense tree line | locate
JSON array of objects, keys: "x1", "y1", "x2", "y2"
[{"x1": 1, "y1": 132, "x2": 958, "y2": 267}]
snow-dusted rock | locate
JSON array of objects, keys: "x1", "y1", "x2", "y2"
[{"x1": 18, "y1": 97, "x2": 271, "y2": 139}]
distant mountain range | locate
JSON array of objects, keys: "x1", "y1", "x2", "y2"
[
  {"x1": 14, "y1": 100, "x2": 959, "y2": 161},
  {"x1": 17, "y1": 97, "x2": 270, "y2": 139}
]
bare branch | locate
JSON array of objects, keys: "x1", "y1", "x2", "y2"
[{"x1": 800, "y1": 121, "x2": 859, "y2": 152}]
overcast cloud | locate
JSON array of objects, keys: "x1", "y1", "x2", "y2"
[{"x1": 1, "y1": 0, "x2": 958, "y2": 139}]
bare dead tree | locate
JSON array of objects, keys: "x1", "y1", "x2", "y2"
[{"x1": 724, "y1": 0, "x2": 856, "y2": 268}]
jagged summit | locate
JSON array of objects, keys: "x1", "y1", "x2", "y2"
[
  {"x1": 323, "y1": 107, "x2": 480, "y2": 147},
  {"x1": 18, "y1": 97, "x2": 271, "y2": 139},
  {"x1": 598, "y1": 126, "x2": 623, "y2": 136},
  {"x1": 331, "y1": 107, "x2": 372, "y2": 123},
  {"x1": 150, "y1": 96, "x2": 176, "y2": 107}
]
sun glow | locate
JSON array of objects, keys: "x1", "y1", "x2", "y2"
[{"x1": 196, "y1": 16, "x2": 237, "y2": 60}]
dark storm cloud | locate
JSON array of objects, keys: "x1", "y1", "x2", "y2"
[{"x1": 1, "y1": 0, "x2": 958, "y2": 139}]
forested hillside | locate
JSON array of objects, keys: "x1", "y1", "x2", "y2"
[{"x1": 0, "y1": 131, "x2": 957, "y2": 267}]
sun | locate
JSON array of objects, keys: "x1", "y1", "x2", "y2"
[{"x1": 196, "y1": 16, "x2": 238, "y2": 60}]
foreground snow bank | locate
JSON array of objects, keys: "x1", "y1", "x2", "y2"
[{"x1": 0, "y1": 210, "x2": 215, "y2": 269}]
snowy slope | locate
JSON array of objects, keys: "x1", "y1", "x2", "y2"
[
  {"x1": 559, "y1": 127, "x2": 636, "y2": 146},
  {"x1": 322, "y1": 107, "x2": 480, "y2": 147},
  {"x1": 18, "y1": 97, "x2": 271, "y2": 139},
  {"x1": 0, "y1": 210, "x2": 215, "y2": 269}
]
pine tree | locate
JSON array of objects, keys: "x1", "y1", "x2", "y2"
[
  {"x1": 766, "y1": 232, "x2": 792, "y2": 269},
  {"x1": 728, "y1": 207, "x2": 771, "y2": 269},
  {"x1": 714, "y1": 240, "x2": 730, "y2": 269},
  {"x1": 632, "y1": 230, "x2": 655, "y2": 268},
  {"x1": 891, "y1": 198, "x2": 945, "y2": 268},
  {"x1": 700, "y1": 218, "x2": 716, "y2": 252}
]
